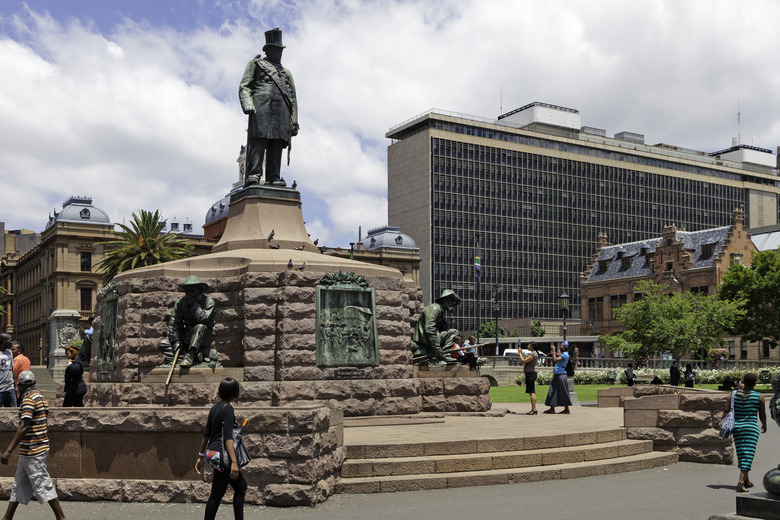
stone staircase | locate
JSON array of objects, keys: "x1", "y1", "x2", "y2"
[{"x1": 337, "y1": 422, "x2": 678, "y2": 494}]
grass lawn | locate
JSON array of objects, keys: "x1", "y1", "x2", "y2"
[{"x1": 489, "y1": 383, "x2": 775, "y2": 403}]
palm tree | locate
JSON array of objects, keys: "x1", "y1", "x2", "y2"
[{"x1": 96, "y1": 209, "x2": 194, "y2": 283}]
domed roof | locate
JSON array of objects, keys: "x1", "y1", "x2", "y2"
[
  {"x1": 205, "y1": 194, "x2": 232, "y2": 226},
  {"x1": 364, "y1": 226, "x2": 418, "y2": 250},
  {"x1": 45, "y1": 196, "x2": 111, "y2": 230}
]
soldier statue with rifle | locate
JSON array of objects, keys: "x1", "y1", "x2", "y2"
[{"x1": 412, "y1": 290, "x2": 462, "y2": 366}]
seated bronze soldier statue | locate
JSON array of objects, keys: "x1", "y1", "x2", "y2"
[
  {"x1": 158, "y1": 275, "x2": 218, "y2": 368},
  {"x1": 412, "y1": 289, "x2": 461, "y2": 366}
]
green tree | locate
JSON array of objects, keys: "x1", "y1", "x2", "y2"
[
  {"x1": 530, "y1": 319, "x2": 546, "y2": 337},
  {"x1": 477, "y1": 321, "x2": 506, "y2": 339},
  {"x1": 719, "y1": 249, "x2": 780, "y2": 348},
  {"x1": 601, "y1": 280, "x2": 745, "y2": 365},
  {"x1": 96, "y1": 209, "x2": 194, "y2": 283}
]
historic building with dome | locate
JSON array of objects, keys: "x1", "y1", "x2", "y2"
[{"x1": 0, "y1": 196, "x2": 115, "y2": 360}]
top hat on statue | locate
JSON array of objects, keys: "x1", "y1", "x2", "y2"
[{"x1": 263, "y1": 28, "x2": 286, "y2": 51}]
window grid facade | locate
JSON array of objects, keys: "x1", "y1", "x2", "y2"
[{"x1": 388, "y1": 111, "x2": 778, "y2": 334}]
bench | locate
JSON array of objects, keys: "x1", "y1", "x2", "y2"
[{"x1": 634, "y1": 374, "x2": 654, "y2": 384}]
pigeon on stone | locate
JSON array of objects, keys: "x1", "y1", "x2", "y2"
[
  {"x1": 267, "y1": 229, "x2": 275, "y2": 241},
  {"x1": 269, "y1": 244, "x2": 280, "y2": 249},
  {"x1": 296, "y1": 262, "x2": 306, "y2": 270},
  {"x1": 291, "y1": 180, "x2": 297, "y2": 189},
  {"x1": 313, "y1": 238, "x2": 319, "y2": 246},
  {"x1": 287, "y1": 259, "x2": 293, "y2": 269},
  {"x1": 294, "y1": 244, "x2": 304, "y2": 250}
]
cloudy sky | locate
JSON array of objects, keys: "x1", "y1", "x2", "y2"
[{"x1": 2, "y1": 0, "x2": 779, "y2": 247}]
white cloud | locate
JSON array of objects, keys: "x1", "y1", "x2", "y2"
[{"x1": 2, "y1": 0, "x2": 780, "y2": 245}]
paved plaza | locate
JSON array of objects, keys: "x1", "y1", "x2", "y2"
[{"x1": 4, "y1": 403, "x2": 778, "y2": 520}]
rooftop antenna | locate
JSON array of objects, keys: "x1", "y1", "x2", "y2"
[
  {"x1": 499, "y1": 84, "x2": 503, "y2": 115},
  {"x1": 734, "y1": 100, "x2": 742, "y2": 147}
]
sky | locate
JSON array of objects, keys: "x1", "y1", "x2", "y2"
[{"x1": 2, "y1": 0, "x2": 780, "y2": 247}]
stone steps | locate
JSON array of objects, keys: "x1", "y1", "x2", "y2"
[
  {"x1": 337, "y1": 451, "x2": 678, "y2": 494},
  {"x1": 337, "y1": 428, "x2": 679, "y2": 494},
  {"x1": 342, "y1": 439, "x2": 654, "y2": 478}
]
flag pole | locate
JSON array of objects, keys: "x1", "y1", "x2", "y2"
[{"x1": 475, "y1": 233, "x2": 481, "y2": 345}]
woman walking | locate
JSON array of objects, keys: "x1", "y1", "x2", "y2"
[
  {"x1": 196, "y1": 378, "x2": 247, "y2": 519},
  {"x1": 519, "y1": 342, "x2": 539, "y2": 415},
  {"x1": 543, "y1": 341, "x2": 572, "y2": 414},
  {"x1": 729, "y1": 373, "x2": 768, "y2": 492}
]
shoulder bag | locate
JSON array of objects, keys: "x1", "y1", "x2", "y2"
[{"x1": 719, "y1": 390, "x2": 736, "y2": 439}]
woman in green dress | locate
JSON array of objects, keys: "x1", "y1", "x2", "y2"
[{"x1": 728, "y1": 373, "x2": 768, "y2": 492}]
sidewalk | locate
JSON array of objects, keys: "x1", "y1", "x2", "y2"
[{"x1": 5, "y1": 405, "x2": 778, "y2": 520}]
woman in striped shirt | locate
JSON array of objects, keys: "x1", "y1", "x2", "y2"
[{"x1": 728, "y1": 373, "x2": 768, "y2": 492}]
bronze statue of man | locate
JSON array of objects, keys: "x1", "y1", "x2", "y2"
[
  {"x1": 239, "y1": 27, "x2": 299, "y2": 187},
  {"x1": 412, "y1": 290, "x2": 461, "y2": 366},
  {"x1": 163, "y1": 275, "x2": 217, "y2": 368}
]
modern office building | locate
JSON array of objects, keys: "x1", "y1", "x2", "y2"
[{"x1": 387, "y1": 102, "x2": 780, "y2": 333}]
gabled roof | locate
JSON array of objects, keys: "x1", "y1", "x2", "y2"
[{"x1": 586, "y1": 226, "x2": 730, "y2": 282}]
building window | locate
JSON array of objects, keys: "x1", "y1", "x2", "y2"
[
  {"x1": 80, "y1": 252, "x2": 92, "y2": 272},
  {"x1": 588, "y1": 297, "x2": 604, "y2": 321},
  {"x1": 730, "y1": 253, "x2": 743, "y2": 266},
  {"x1": 763, "y1": 340, "x2": 770, "y2": 359},
  {"x1": 740, "y1": 340, "x2": 748, "y2": 360},
  {"x1": 598, "y1": 260, "x2": 608, "y2": 273},
  {"x1": 701, "y1": 243, "x2": 713, "y2": 259},
  {"x1": 80, "y1": 288, "x2": 92, "y2": 312},
  {"x1": 728, "y1": 341, "x2": 736, "y2": 360},
  {"x1": 610, "y1": 294, "x2": 627, "y2": 317},
  {"x1": 620, "y1": 257, "x2": 631, "y2": 271},
  {"x1": 690, "y1": 286, "x2": 708, "y2": 295}
]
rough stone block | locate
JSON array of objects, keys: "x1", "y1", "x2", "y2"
[
  {"x1": 277, "y1": 302, "x2": 316, "y2": 320},
  {"x1": 243, "y1": 302, "x2": 276, "y2": 319},
  {"x1": 623, "y1": 394, "x2": 679, "y2": 410},
  {"x1": 626, "y1": 427, "x2": 676, "y2": 445},
  {"x1": 244, "y1": 319, "x2": 276, "y2": 335},
  {"x1": 624, "y1": 409, "x2": 659, "y2": 428},
  {"x1": 244, "y1": 349, "x2": 275, "y2": 365},
  {"x1": 679, "y1": 393, "x2": 730, "y2": 411},
  {"x1": 676, "y1": 445, "x2": 731, "y2": 464},
  {"x1": 278, "y1": 318, "x2": 316, "y2": 334},
  {"x1": 373, "y1": 396, "x2": 421, "y2": 416},
  {"x1": 678, "y1": 428, "x2": 731, "y2": 446},
  {"x1": 657, "y1": 410, "x2": 712, "y2": 428},
  {"x1": 244, "y1": 366, "x2": 275, "y2": 382},
  {"x1": 263, "y1": 483, "x2": 316, "y2": 507}
]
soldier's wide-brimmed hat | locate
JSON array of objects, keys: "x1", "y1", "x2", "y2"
[
  {"x1": 181, "y1": 275, "x2": 208, "y2": 291},
  {"x1": 263, "y1": 27, "x2": 286, "y2": 51},
  {"x1": 435, "y1": 289, "x2": 461, "y2": 305}
]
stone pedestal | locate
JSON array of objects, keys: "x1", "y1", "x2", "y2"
[
  {"x1": 48, "y1": 309, "x2": 82, "y2": 382},
  {"x1": 85, "y1": 187, "x2": 492, "y2": 416},
  {"x1": 708, "y1": 492, "x2": 780, "y2": 520}
]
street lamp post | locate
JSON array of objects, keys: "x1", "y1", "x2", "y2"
[
  {"x1": 492, "y1": 284, "x2": 502, "y2": 356},
  {"x1": 558, "y1": 291, "x2": 578, "y2": 404},
  {"x1": 559, "y1": 291, "x2": 569, "y2": 342}
]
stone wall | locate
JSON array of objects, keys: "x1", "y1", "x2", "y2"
[
  {"x1": 87, "y1": 272, "x2": 491, "y2": 416},
  {"x1": 0, "y1": 405, "x2": 343, "y2": 507},
  {"x1": 599, "y1": 386, "x2": 733, "y2": 464}
]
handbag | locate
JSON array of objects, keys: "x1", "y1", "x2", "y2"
[
  {"x1": 719, "y1": 390, "x2": 736, "y2": 439},
  {"x1": 231, "y1": 425, "x2": 251, "y2": 468}
]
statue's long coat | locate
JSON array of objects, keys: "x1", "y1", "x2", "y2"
[{"x1": 238, "y1": 57, "x2": 298, "y2": 144}]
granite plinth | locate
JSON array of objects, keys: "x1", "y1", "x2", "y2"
[{"x1": 736, "y1": 492, "x2": 780, "y2": 520}]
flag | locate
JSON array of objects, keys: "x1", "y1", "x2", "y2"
[{"x1": 474, "y1": 243, "x2": 481, "y2": 284}]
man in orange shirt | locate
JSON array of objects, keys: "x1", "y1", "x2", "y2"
[{"x1": 11, "y1": 342, "x2": 31, "y2": 395}]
